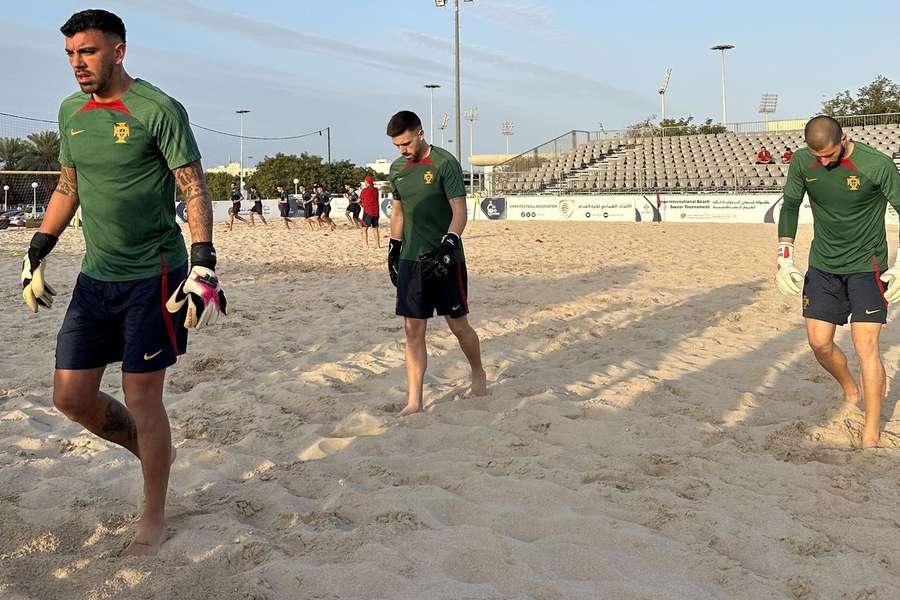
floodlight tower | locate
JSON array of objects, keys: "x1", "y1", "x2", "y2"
[
  {"x1": 236, "y1": 109, "x2": 250, "y2": 196},
  {"x1": 710, "y1": 44, "x2": 735, "y2": 126},
  {"x1": 501, "y1": 121, "x2": 514, "y2": 155},
  {"x1": 464, "y1": 106, "x2": 479, "y2": 192},
  {"x1": 425, "y1": 84, "x2": 441, "y2": 142},
  {"x1": 2, "y1": 184, "x2": 8, "y2": 211},
  {"x1": 438, "y1": 113, "x2": 450, "y2": 146},
  {"x1": 758, "y1": 93, "x2": 778, "y2": 127},
  {"x1": 434, "y1": 0, "x2": 474, "y2": 163},
  {"x1": 658, "y1": 68, "x2": 672, "y2": 123}
]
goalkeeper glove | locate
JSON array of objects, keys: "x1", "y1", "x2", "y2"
[
  {"x1": 775, "y1": 242, "x2": 804, "y2": 296},
  {"x1": 388, "y1": 238, "x2": 402, "y2": 287},
  {"x1": 22, "y1": 232, "x2": 58, "y2": 313},
  {"x1": 880, "y1": 254, "x2": 900, "y2": 303},
  {"x1": 166, "y1": 242, "x2": 227, "y2": 329}
]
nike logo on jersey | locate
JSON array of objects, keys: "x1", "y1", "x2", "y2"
[
  {"x1": 144, "y1": 349, "x2": 163, "y2": 360},
  {"x1": 451, "y1": 304, "x2": 461, "y2": 311},
  {"x1": 805, "y1": 177, "x2": 817, "y2": 182},
  {"x1": 69, "y1": 129, "x2": 85, "y2": 136},
  {"x1": 865, "y1": 309, "x2": 881, "y2": 315}
]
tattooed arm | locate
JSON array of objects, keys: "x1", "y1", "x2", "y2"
[
  {"x1": 173, "y1": 160, "x2": 213, "y2": 244},
  {"x1": 38, "y1": 166, "x2": 80, "y2": 237}
]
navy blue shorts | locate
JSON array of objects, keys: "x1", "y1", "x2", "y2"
[
  {"x1": 251, "y1": 201, "x2": 263, "y2": 214},
  {"x1": 362, "y1": 213, "x2": 379, "y2": 228},
  {"x1": 396, "y1": 258, "x2": 469, "y2": 320},
  {"x1": 279, "y1": 203, "x2": 290, "y2": 218},
  {"x1": 802, "y1": 265, "x2": 888, "y2": 325},
  {"x1": 56, "y1": 264, "x2": 189, "y2": 373}
]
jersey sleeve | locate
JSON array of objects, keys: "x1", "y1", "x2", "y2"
[
  {"x1": 874, "y1": 156, "x2": 900, "y2": 212},
  {"x1": 388, "y1": 170, "x2": 402, "y2": 201},
  {"x1": 778, "y1": 156, "x2": 805, "y2": 238},
  {"x1": 146, "y1": 98, "x2": 202, "y2": 170},
  {"x1": 440, "y1": 156, "x2": 466, "y2": 200},
  {"x1": 57, "y1": 104, "x2": 74, "y2": 168}
]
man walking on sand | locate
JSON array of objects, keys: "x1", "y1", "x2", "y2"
[
  {"x1": 21, "y1": 9, "x2": 226, "y2": 555},
  {"x1": 385, "y1": 110, "x2": 486, "y2": 416}
]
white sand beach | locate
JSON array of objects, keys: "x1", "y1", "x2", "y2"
[{"x1": 2, "y1": 221, "x2": 900, "y2": 599}]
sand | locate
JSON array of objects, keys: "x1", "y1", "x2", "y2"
[{"x1": 2, "y1": 220, "x2": 900, "y2": 599}]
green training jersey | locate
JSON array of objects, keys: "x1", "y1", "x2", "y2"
[
  {"x1": 58, "y1": 79, "x2": 201, "y2": 281},
  {"x1": 388, "y1": 145, "x2": 466, "y2": 261},
  {"x1": 779, "y1": 142, "x2": 900, "y2": 274}
]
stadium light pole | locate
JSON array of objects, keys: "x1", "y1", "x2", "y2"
[
  {"x1": 464, "y1": 106, "x2": 478, "y2": 192},
  {"x1": 293, "y1": 177, "x2": 299, "y2": 195},
  {"x1": 438, "y1": 113, "x2": 449, "y2": 147},
  {"x1": 31, "y1": 181, "x2": 38, "y2": 218},
  {"x1": 236, "y1": 109, "x2": 250, "y2": 197},
  {"x1": 502, "y1": 121, "x2": 514, "y2": 156},
  {"x1": 3, "y1": 184, "x2": 8, "y2": 212},
  {"x1": 425, "y1": 84, "x2": 441, "y2": 142},
  {"x1": 758, "y1": 93, "x2": 778, "y2": 128},
  {"x1": 710, "y1": 44, "x2": 734, "y2": 126},
  {"x1": 658, "y1": 67, "x2": 672, "y2": 123},
  {"x1": 435, "y1": 0, "x2": 473, "y2": 163}
]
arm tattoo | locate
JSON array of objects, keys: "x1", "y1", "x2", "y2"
[
  {"x1": 101, "y1": 399, "x2": 138, "y2": 445},
  {"x1": 173, "y1": 160, "x2": 213, "y2": 243},
  {"x1": 55, "y1": 167, "x2": 78, "y2": 199}
]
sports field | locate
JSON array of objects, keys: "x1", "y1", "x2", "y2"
[{"x1": 2, "y1": 221, "x2": 900, "y2": 599}]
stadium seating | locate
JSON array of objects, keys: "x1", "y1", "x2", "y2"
[{"x1": 494, "y1": 124, "x2": 900, "y2": 195}]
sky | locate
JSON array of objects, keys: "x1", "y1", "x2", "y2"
[{"x1": 5, "y1": 0, "x2": 900, "y2": 170}]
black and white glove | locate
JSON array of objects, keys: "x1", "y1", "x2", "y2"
[
  {"x1": 22, "y1": 232, "x2": 58, "y2": 313},
  {"x1": 388, "y1": 238, "x2": 402, "y2": 287},
  {"x1": 165, "y1": 242, "x2": 227, "y2": 329}
]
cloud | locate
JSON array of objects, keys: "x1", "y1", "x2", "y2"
[
  {"x1": 470, "y1": 0, "x2": 563, "y2": 37},
  {"x1": 115, "y1": 0, "x2": 448, "y2": 80},
  {"x1": 401, "y1": 30, "x2": 650, "y2": 106}
]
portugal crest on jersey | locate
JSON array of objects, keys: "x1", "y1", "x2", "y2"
[
  {"x1": 423, "y1": 170, "x2": 434, "y2": 184},
  {"x1": 113, "y1": 122, "x2": 130, "y2": 144},
  {"x1": 846, "y1": 175, "x2": 860, "y2": 191}
]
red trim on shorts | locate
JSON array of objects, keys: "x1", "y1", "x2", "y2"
[
  {"x1": 160, "y1": 256, "x2": 180, "y2": 352},
  {"x1": 455, "y1": 262, "x2": 469, "y2": 312},
  {"x1": 874, "y1": 256, "x2": 889, "y2": 307},
  {"x1": 79, "y1": 97, "x2": 132, "y2": 116}
]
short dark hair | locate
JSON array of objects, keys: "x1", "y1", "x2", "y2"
[
  {"x1": 61, "y1": 9, "x2": 126, "y2": 42},
  {"x1": 386, "y1": 111, "x2": 422, "y2": 137},
  {"x1": 805, "y1": 115, "x2": 843, "y2": 151}
]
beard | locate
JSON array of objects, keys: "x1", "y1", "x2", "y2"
[{"x1": 77, "y1": 61, "x2": 115, "y2": 95}]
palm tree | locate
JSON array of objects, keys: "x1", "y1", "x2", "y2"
[
  {"x1": 19, "y1": 131, "x2": 61, "y2": 171},
  {"x1": 0, "y1": 137, "x2": 31, "y2": 170}
]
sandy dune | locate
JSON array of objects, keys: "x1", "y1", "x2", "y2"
[{"x1": 2, "y1": 221, "x2": 900, "y2": 599}]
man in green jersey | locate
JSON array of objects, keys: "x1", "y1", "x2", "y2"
[
  {"x1": 385, "y1": 111, "x2": 486, "y2": 416},
  {"x1": 20, "y1": 10, "x2": 226, "y2": 555},
  {"x1": 776, "y1": 115, "x2": 900, "y2": 448}
]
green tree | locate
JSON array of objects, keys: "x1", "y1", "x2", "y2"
[
  {"x1": 629, "y1": 116, "x2": 726, "y2": 138},
  {"x1": 246, "y1": 152, "x2": 378, "y2": 197},
  {"x1": 203, "y1": 171, "x2": 238, "y2": 202},
  {"x1": 19, "y1": 131, "x2": 61, "y2": 171},
  {"x1": 822, "y1": 75, "x2": 900, "y2": 116},
  {"x1": 0, "y1": 137, "x2": 31, "y2": 170}
]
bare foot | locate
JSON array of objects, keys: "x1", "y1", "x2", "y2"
[
  {"x1": 465, "y1": 369, "x2": 487, "y2": 398},
  {"x1": 397, "y1": 403, "x2": 423, "y2": 417},
  {"x1": 862, "y1": 431, "x2": 880, "y2": 449},
  {"x1": 124, "y1": 518, "x2": 166, "y2": 556}
]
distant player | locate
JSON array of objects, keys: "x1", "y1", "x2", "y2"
[
  {"x1": 776, "y1": 115, "x2": 900, "y2": 448},
  {"x1": 247, "y1": 185, "x2": 267, "y2": 226},
  {"x1": 21, "y1": 9, "x2": 226, "y2": 555},
  {"x1": 385, "y1": 110, "x2": 486, "y2": 416},
  {"x1": 276, "y1": 183, "x2": 292, "y2": 229},
  {"x1": 360, "y1": 175, "x2": 381, "y2": 248},
  {"x1": 226, "y1": 181, "x2": 248, "y2": 231},
  {"x1": 344, "y1": 183, "x2": 361, "y2": 228},
  {"x1": 300, "y1": 185, "x2": 318, "y2": 231},
  {"x1": 316, "y1": 183, "x2": 336, "y2": 231}
]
